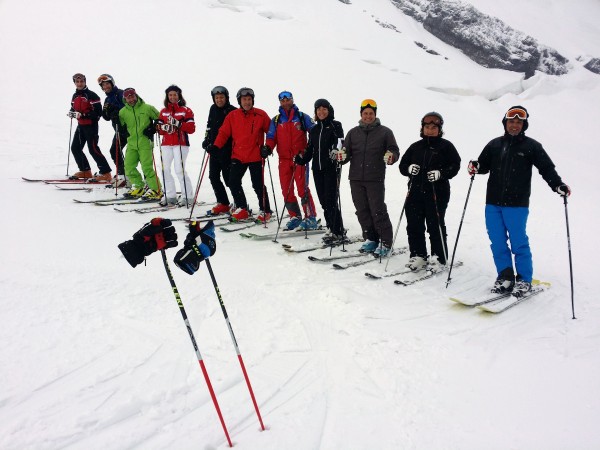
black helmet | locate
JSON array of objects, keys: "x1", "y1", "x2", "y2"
[
  {"x1": 211, "y1": 85, "x2": 230, "y2": 102},
  {"x1": 502, "y1": 105, "x2": 529, "y2": 133},
  {"x1": 97, "y1": 74, "x2": 114, "y2": 86},
  {"x1": 236, "y1": 87, "x2": 255, "y2": 106},
  {"x1": 420, "y1": 111, "x2": 444, "y2": 138},
  {"x1": 314, "y1": 98, "x2": 335, "y2": 120}
]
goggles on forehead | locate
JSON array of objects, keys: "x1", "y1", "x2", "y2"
[
  {"x1": 211, "y1": 85, "x2": 228, "y2": 96},
  {"x1": 97, "y1": 74, "x2": 113, "y2": 84},
  {"x1": 238, "y1": 88, "x2": 254, "y2": 97},
  {"x1": 361, "y1": 99, "x2": 377, "y2": 109},
  {"x1": 505, "y1": 107, "x2": 528, "y2": 120},
  {"x1": 422, "y1": 116, "x2": 441, "y2": 126},
  {"x1": 123, "y1": 88, "x2": 137, "y2": 98},
  {"x1": 72, "y1": 73, "x2": 86, "y2": 82},
  {"x1": 278, "y1": 91, "x2": 293, "y2": 101}
]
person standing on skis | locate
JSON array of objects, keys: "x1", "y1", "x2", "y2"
[
  {"x1": 67, "y1": 73, "x2": 112, "y2": 181},
  {"x1": 202, "y1": 86, "x2": 237, "y2": 215},
  {"x1": 263, "y1": 91, "x2": 317, "y2": 230},
  {"x1": 338, "y1": 99, "x2": 400, "y2": 257},
  {"x1": 118, "y1": 88, "x2": 161, "y2": 200},
  {"x1": 468, "y1": 105, "x2": 570, "y2": 297},
  {"x1": 297, "y1": 98, "x2": 345, "y2": 241},
  {"x1": 97, "y1": 73, "x2": 127, "y2": 187},
  {"x1": 399, "y1": 112, "x2": 461, "y2": 272},
  {"x1": 156, "y1": 85, "x2": 196, "y2": 207},
  {"x1": 209, "y1": 87, "x2": 272, "y2": 223}
]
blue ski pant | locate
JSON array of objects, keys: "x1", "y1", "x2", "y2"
[{"x1": 485, "y1": 204, "x2": 532, "y2": 282}]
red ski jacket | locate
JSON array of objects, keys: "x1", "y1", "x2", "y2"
[
  {"x1": 157, "y1": 103, "x2": 196, "y2": 146},
  {"x1": 214, "y1": 107, "x2": 271, "y2": 164},
  {"x1": 265, "y1": 105, "x2": 314, "y2": 160}
]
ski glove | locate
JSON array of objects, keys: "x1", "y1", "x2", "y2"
[
  {"x1": 427, "y1": 170, "x2": 441, "y2": 182},
  {"x1": 555, "y1": 184, "x2": 571, "y2": 197},
  {"x1": 67, "y1": 111, "x2": 81, "y2": 119},
  {"x1": 260, "y1": 145, "x2": 272, "y2": 158},
  {"x1": 408, "y1": 164, "x2": 420, "y2": 175},
  {"x1": 202, "y1": 137, "x2": 210, "y2": 150},
  {"x1": 174, "y1": 220, "x2": 217, "y2": 275},
  {"x1": 329, "y1": 149, "x2": 339, "y2": 161},
  {"x1": 143, "y1": 122, "x2": 156, "y2": 140},
  {"x1": 468, "y1": 160, "x2": 479, "y2": 175},
  {"x1": 336, "y1": 148, "x2": 348, "y2": 163},
  {"x1": 383, "y1": 151, "x2": 394, "y2": 165},
  {"x1": 206, "y1": 144, "x2": 218, "y2": 155},
  {"x1": 160, "y1": 123, "x2": 175, "y2": 133},
  {"x1": 118, "y1": 218, "x2": 178, "y2": 268},
  {"x1": 294, "y1": 153, "x2": 307, "y2": 165},
  {"x1": 167, "y1": 116, "x2": 180, "y2": 127}
]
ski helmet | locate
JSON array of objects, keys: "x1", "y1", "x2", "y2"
[
  {"x1": 360, "y1": 99, "x2": 377, "y2": 115},
  {"x1": 502, "y1": 105, "x2": 529, "y2": 133},
  {"x1": 97, "y1": 74, "x2": 114, "y2": 87},
  {"x1": 72, "y1": 73, "x2": 86, "y2": 82},
  {"x1": 211, "y1": 86, "x2": 230, "y2": 103},
  {"x1": 314, "y1": 98, "x2": 335, "y2": 120},
  {"x1": 420, "y1": 111, "x2": 444, "y2": 137},
  {"x1": 236, "y1": 87, "x2": 255, "y2": 106}
]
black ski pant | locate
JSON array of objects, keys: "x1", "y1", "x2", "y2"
[
  {"x1": 209, "y1": 149, "x2": 232, "y2": 205},
  {"x1": 405, "y1": 191, "x2": 449, "y2": 263},
  {"x1": 71, "y1": 124, "x2": 111, "y2": 175},
  {"x1": 229, "y1": 159, "x2": 271, "y2": 213},
  {"x1": 313, "y1": 166, "x2": 343, "y2": 235},
  {"x1": 350, "y1": 180, "x2": 393, "y2": 247},
  {"x1": 108, "y1": 132, "x2": 127, "y2": 176}
]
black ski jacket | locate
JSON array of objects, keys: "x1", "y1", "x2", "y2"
[
  {"x1": 205, "y1": 103, "x2": 236, "y2": 152},
  {"x1": 477, "y1": 133, "x2": 564, "y2": 207},
  {"x1": 399, "y1": 136, "x2": 461, "y2": 201},
  {"x1": 304, "y1": 118, "x2": 344, "y2": 172}
]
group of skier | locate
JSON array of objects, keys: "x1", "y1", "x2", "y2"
[{"x1": 68, "y1": 74, "x2": 571, "y2": 295}]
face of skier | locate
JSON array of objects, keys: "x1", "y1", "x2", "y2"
[
  {"x1": 316, "y1": 106, "x2": 329, "y2": 121},
  {"x1": 74, "y1": 78, "x2": 86, "y2": 90},
  {"x1": 423, "y1": 123, "x2": 440, "y2": 137},
  {"x1": 101, "y1": 81, "x2": 113, "y2": 93},
  {"x1": 214, "y1": 93, "x2": 226, "y2": 108},
  {"x1": 506, "y1": 118, "x2": 524, "y2": 136},
  {"x1": 240, "y1": 95, "x2": 253, "y2": 111},
  {"x1": 279, "y1": 96, "x2": 293, "y2": 112},
  {"x1": 168, "y1": 91, "x2": 179, "y2": 104},
  {"x1": 124, "y1": 93, "x2": 137, "y2": 106},
  {"x1": 361, "y1": 108, "x2": 376, "y2": 124}
]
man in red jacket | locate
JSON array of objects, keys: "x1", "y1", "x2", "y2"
[
  {"x1": 264, "y1": 91, "x2": 317, "y2": 230},
  {"x1": 210, "y1": 87, "x2": 272, "y2": 222}
]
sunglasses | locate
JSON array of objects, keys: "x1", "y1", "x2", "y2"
[
  {"x1": 97, "y1": 74, "x2": 113, "y2": 84},
  {"x1": 278, "y1": 91, "x2": 293, "y2": 101},
  {"x1": 72, "y1": 73, "x2": 86, "y2": 82},
  {"x1": 361, "y1": 99, "x2": 377, "y2": 109},
  {"x1": 211, "y1": 86, "x2": 227, "y2": 96},
  {"x1": 123, "y1": 88, "x2": 137, "y2": 98},
  {"x1": 505, "y1": 108, "x2": 527, "y2": 120}
]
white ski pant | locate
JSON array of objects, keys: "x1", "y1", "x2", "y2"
[{"x1": 161, "y1": 145, "x2": 192, "y2": 200}]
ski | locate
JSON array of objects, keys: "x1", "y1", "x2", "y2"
[
  {"x1": 23, "y1": 177, "x2": 91, "y2": 183},
  {"x1": 365, "y1": 266, "x2": 417, "y2": 279},
  {"x1": 54, "y1": 185, "x2": 94, "y2": 191},
  {"x1": 219, "y1": 218, "x2": 270, "y2": 232},
  {"x1": 130, "y1": 201, "x2": 208, "y2": 214},
  {"x1": 240, "y1": 228, "x2": 325, "y2": 241},
  {"x1": 477, "y1": 284, "x2": 550, "y2": 313},
  {"x1": 308, "y1": 252, "x2": 365, "y2": 262},
  {"x1": 394, "y1": 261, "x2": 463, "y2": 285},
  {"x1": 333, "y1": 247, "x2": 408, "y2": 270},
  {"x1": 283, "y1": 236, "x2": 363, "y2": 254},
  {"x1": 449, "y1": 279, "x2": 550, "y2": 307},
  {"x1": 171, "y1": 215, "x2": 231, "y2": 223}
]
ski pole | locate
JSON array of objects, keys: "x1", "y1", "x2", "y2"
[
  {"x1": 261, "y1": 158, "x2": 268, "y2": 228},
  {"x1": 159, "y1": 250, "x2": 233, "y2": 447},
  {"x1": 204, "y1": 259, "x2": 266, "y2": 431},
  {"x1": 330, "y1": 162, "x2": 345, "y2": 255},
  {"x1": 272, "y1": 163, "x2": 297, "y2": 243},
  {"x1": 301, "y1": 162, "x2": 313, "y2": 240},
  {"x1": 179, "y1": 140, "x2": 190, "y2": 209},
  {"x1": 384, "y1": 178, "x2": 413, "y2": 271},
  {"x1": 431, "y1": 182, "x2": 449, "y2": 266},
  {"x1": 446, "y1": 175, "x2": 474, "y2": 288},
  {"x1": 188, "y1": 150, "x2": 209, "y2": 221},
  {"x1": 563, "y1": 195, "x2": 576, "y2": 319},
  {"x1": 266, "y1": 157, "x2": 279, "y2": 223},
  {"x1": 66, "y1": 117, "x2": 73, "y2": 176},
  {"x1": 156, "y1": 133, "x2": 168, "y2": 205},
  {"x1": 114, "y1": 123, "x2": 126, "y2": 197}
]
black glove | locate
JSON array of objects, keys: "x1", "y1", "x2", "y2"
[
  {"x1": 206, "y1": 144, "x2": 219, "y2": 155},
  {"x1": 260, "y1": 145, "x2": 272, "y2": 158},
  {"x1": 202, "y1": 137, "x2": 210, "y2": 150},
  {"x1": 143, "y1": 121, "x2": 156, "y2": 140},
  {"x1": 120, "y1": 125, "x2": 129, "y2": 139},
  {"x1": 118, "y1": 218, "x2": 178, "y2": 268},
  {"x1": 174, "y1": 220, "x2": 216, "y2": 275},
  {"x1": 555, "y1": 184, "x2": 571, "y2": 197},
  {"x1": 294, "y1": 154, "x2": 306, "y2": 165}
]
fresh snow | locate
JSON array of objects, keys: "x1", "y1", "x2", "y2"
[{"x1": 1, "y1": 0, "x2": 599, "y2": 449}]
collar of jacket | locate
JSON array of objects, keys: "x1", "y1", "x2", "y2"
[
  {"x1": 423, "y1": 135, "x2": 442, "y2": 146},
  {"x1": 503, "y1": 132, "x2": 526, "y2": 143},
  {"x1": 358, "y1": 117, "x2": 380, "y2": 129}
]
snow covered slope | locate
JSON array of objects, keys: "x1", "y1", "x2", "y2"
[{"x1": 0, "y1": 0, "x2": 599, "y2": 448}]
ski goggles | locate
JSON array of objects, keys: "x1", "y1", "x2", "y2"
[
  {"x1": 211, "y1": 85, "x2": 228, "y2": 96},
  {"x1": 238, "y1": 87, "x2": 254, "y2": 97},
  {"x1": 422, "y1": 116, "x2": 442, "y2": 126},
  {"x1": 278, "y1": 91, "x2": 293, "y2": 101},
  {"x1": 72, "y1": 73, "x2": 86, "y2": 82},
  {"x1": 360, "y1": 99, "x2": 377, "y2": 109},
  {"x1": 97, "y1": 74, "x2": 113, "y2": 84},
  {"x1": 123, "y1": 88, "x2": 137, "y2": 98},
  {"x1": 505, "y1": 107, "x2": 528, "y2": 120}
]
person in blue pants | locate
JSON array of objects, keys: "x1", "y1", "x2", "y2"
[{"x1": 468, "y1": 105, "x2": 570, "y2": 297}]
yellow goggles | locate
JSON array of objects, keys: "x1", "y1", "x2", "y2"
[{"x1": 361, "y1": 99, "x2": 377, "y2": 109}]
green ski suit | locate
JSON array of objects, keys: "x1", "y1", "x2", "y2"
[{"x1": 119, "y1": 97, "x2": 160, "y2": 191}]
